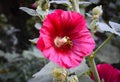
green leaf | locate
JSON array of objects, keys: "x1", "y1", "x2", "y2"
[
  {"x1": 49, "y1": 0, "x2": 71, "y2": 6},
  {"x1": 29, "y1": 38, "x2": 39, "y2": 44},
  {"x1": 86, "y1": 13, "x2": 92, "y2": 17},
  {"x1": 19, "y1": 7, "x2": 38, "y2": 16},
  {"x1": 28, "y1": 76, "x2": 53, "y2": 82},
  {"x1": 79, "y1": 1, "x2": 92, "y2": 6},
  {"x1": 28, "y1": 62, "x2": 58, "y2": 82},
  {"x1": 22, "y1": 47, "x2": 44, "y2": 59},
  {"x1": 109, "y1": 21, "x2": 120, "y2": 33},
  {"x1": 32, "y1": 62, "x2": 58, "y2": 78},
  {"x1": 78, "y1": 75, "x2": 94, "y2": 82},
  {"x1": 69, "y1": 59, "x2": 89, "y2": 77},
  {"x1": 0, "y1": 50, "x2": 4, "y2": 57},
  {"x1": 36, "y1": 6, "x2": 47, "y2": 16},
  {"x1": 97, "y1": 22, "x2": 120, "y2": 36},
  {"x1": 34, "y1": 22, "x2": 41, "y2": 30},
  {"x1": 96, "y1": 22, "x2": 113, "y2": 33},
  {"x1": 96, "y1": 42, "x2": 120, "y2": 64},
  {"x1": 3, "y1": 52, "x2": 19, "y2": 62}
]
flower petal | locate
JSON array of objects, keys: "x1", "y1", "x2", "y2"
[{"x1": 93, "y1": 64, "x2": 120, "y2": 82}]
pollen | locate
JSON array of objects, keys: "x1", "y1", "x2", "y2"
[{"x1": 54, "y1": 36, "x2": 72, "y2": 48}]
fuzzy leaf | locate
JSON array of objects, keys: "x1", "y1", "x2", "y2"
[
  {"x1": 32, "y1": 62, "x2": 58, "y2": 78},
  {"x1": 86, "y1": 13, "x2": 92, "y2": 17},
  {"x1": 96, "y1": 22, "x2": 113, "y2": 33},
  {"x1": 50, "y1": 0, "x2": 71, "y2": 6},
  {"x1": 22, "y1": 48, "x2": 44, "y2": 60},
  {"x1": 28, "y1": 62, "x2": 58, "y2": 82},
  {"x1": 29, "y1": 38, "x2": 39, "y2": 44},
  {"x1": 78, "y1": 75, "x2": 94, "y2": 82},
  {"x1": 32, "y1": 47, "x2": 44, "y2": 58},
  {"x1": 28, "y1": 75, "x2": 53, "y2": 82},
  {"x1": 79, "y1": 1, "x2": 92, "y2": 5},
  {"x1": 109, "y1": 21, "x2": 120, "y2": 33},
  {"x1": 34, "y1": 23, "x2": 41, "y2": 30},
  {"x1": 96, "y1": 42, "x2": 120, "y2": 64},
  {"x1": 36, "y1": 6, "x2": 47, "y2": 16},
  {"x1": 69, "y1": 59, "x2": 89, "y2": 77},
  {"x1": 0, "y1": 50, "x2": 4, "y2": 57},
  {"x1": 97, "y1": 22, "x2": 120, "y2": 36},
  {"x1": 19, "y1": 7, "x2": 38, "y2": 16},
  {"x1": 4, "y1": 52, "x2": 19, "y2": 62}
]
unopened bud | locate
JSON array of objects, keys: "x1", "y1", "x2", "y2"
[
  {"x1": 31, "y1": 3, "x2": 36, "y2": 8},
  {"x1": 53, "y1": 68, "x2": 67, "y2": 81},
  {"x1": 101, "y1": 79, "x2": 105, "y2": 82},
  {"x1": 92, "y1": 5, "x2": 103, "y2": 19},
  {"x1": 70, "y1": 75, "x2": 79, "y2": 82}
]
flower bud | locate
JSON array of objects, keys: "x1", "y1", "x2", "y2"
[
  {"x1": 101, "y1": 79, "x2": 105, "y2": 82},
  {"x1": 53, "y1": 68, "x2": 67, "y2": 81},
  {"x1": 70, "y1": 75, "x2": 79, "y2": 82},
  {"x1": 31, "y1": 3, "x2": 36, "y2": 8},
  {"x1": 36, "y1": 0, "x2": 49, "y2": 11},
  {"x1": 92, "y1": 5, "x2": 103, "y2": 19}
]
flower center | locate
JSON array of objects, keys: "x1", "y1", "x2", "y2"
[{"x1": 54, "y1": 36, "x2": 72, "y2": 48}]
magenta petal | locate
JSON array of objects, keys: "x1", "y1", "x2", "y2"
[
  {"x1": 37, "y1": 37, "x2": 45, "y2": 51},
  {"x1": 57, "y1": 51, "x2": 83, "y2": 69},
  {"x1": 58, "y1": 54, "x2": 73, "y2": 68},
  {"x1": 43, "y1": 47, "x2": 58, "y2": 62},
  {"x1": 91, "y1": 64, "x2": 120, "y2": 82}
]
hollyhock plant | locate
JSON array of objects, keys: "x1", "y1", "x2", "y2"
[
  {"x1": 91, "y1": 64, "x2": 120, "y2": 82},
  {"x1": 37, "y1": 9, "x2": 95, "y2": 69}
]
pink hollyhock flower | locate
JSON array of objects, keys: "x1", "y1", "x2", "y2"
[
  {"x1": 37, "y1": 9, "x2": 95, "y2": 69},
  {"x1": 92, "y1": 64, "x2": 120, "y2": 82}
]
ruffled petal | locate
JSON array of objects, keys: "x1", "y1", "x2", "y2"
[
  {"x1": 37, "y1": 35, "x2": 53, "y2": 51},
  {"x1": 40, "y1": 10, "x2": 61, "y2": 37},
  {"x1": 72, "y1": 31, "x2": 95, "y2": 56},
  {"x1": 56, "y1": 51, "x2": 83, "y2": 68},
  {"x1": 43, "y1": 47, "x2": 59, "y2": 63},
  {"x1": 96, "y1": 64, "x2": 120, "y2": 82},
  {"x1": 37, "y1": 37, "x2": 45, "y2": 51},
  {"x1": 59, "y1": 11, "x2": 86, "y2": 37}
]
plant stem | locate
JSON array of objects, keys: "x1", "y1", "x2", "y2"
[
  {"x1": 90, "y1": 19, "x2": 98, "y2": 37},
  {"x1": 65, "y1": 77, "x2": 68, "y2": 82},
  {"x1": 88, "y1": 33, "x2": 114, "y2": 82},
  {"x1": 70, "y1": 0, "x2": 80, "y2": 13},
  {"x1": 64, "y1": 70, "x2": 68, "y2": 82},
  {"x1": 88, "y1": 57, "x2": 100, "y2": 82},
  {"x1": 92, "y1": 33, "x2": 114, "y2": 58}
]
